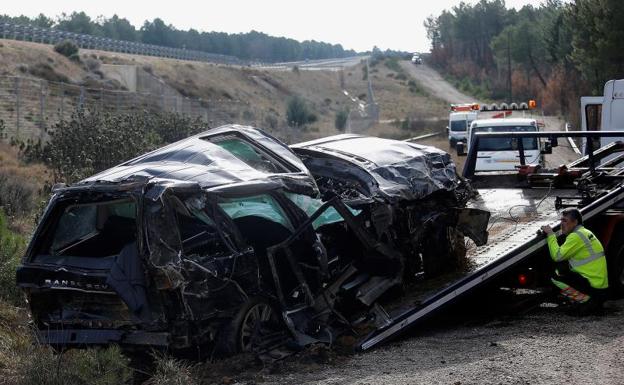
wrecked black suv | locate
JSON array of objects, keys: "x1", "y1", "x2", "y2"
[{"x1": 16, "y1": 125, "x2": 488, "y2": 354}]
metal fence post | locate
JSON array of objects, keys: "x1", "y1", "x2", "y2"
[
  {"x1": 79, "y1": 86, "x2": 85, "y2": 110},
  {"x1": 14, "y1": 77, "x2": 20, "y2": 139},
  {"x1": 60, "y1": 82, "x2": 65, "y2": 121},
  {"x1": 40, "y1": 80, "x2": 46, "y2": 139}
]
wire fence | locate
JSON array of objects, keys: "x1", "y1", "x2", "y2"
[
  {"x1": 0, "y1": 22, "x2": 244, "y2": 65},
  {"x1": 0, "y1": 75, "x2": 304, "y2": 143}
]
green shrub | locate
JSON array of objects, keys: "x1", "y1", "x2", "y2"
[
  {"x1": 0, "y1": 168, "x2": 39, "y2": 218},
  {"x1": 0, "y1": 209, "x2": 26, "y2": 305},
  {"x1": 384, "y1": 57, "x2": 402, "y2": 73},
  {"x1": 286, "y1": 96, "x2": 317, "y2": 128},
  {"x1": 16, "y1": 345, "x2": 131, "y2": 385},
  {"x1": 18, "y1": 110, "x2": 208, "y2": 183},
  {"x1": 28, "y1": 63, "x2": 70, "y2": 83},
  {"x1": 407, "y1": 80, "x2": 427, "y2": 96},
  {"x1": 335, "y1": 108, "x2": 349, "y2": 131},
  {"x1": 401, "y1": 117, "x2": 411, "y2": 130},
  {"x1": 53, "y1": 40, "x2": 79, "y2": 59}
]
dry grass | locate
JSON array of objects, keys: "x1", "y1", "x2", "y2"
[
  {"x1": 0, "y1": 143, "x2": 50, "y2": 231},
  {"x1": 0, "y1": 40, "x2": 88, "y2": 82},
  {"x1": 1, "y1": 41, "x2": 450, "y2": 144}
]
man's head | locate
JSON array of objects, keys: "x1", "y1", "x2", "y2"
[{"x1": 560, "y1": 208, "x2": 583, "y2": 235}]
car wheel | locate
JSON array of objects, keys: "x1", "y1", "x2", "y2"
[
  {"x1": 216, "y1": 297, "x2": 281, "y2": 355},
  {"x1": 422, "y1": 226, "x2": 465, "y2": 277}
]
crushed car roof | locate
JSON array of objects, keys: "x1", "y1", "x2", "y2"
[
  {"x1": 292, "y1": 134, "x2": 461, "y2": 200},
  {"x1": 80, "y1": 125, "x2": 317, "y2": 193}
]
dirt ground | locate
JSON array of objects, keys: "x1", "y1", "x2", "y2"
[{"x1": 205, "y1": 296, "x2": 624, "y2": 385}]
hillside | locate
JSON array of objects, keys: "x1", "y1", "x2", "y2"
[{"x1": 0, "y1": 40, "x2": 448, "y2": 143}]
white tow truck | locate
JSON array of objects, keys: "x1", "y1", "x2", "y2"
[{"x1": 581, "y1": 79, "x2": 624, "y2": 154}]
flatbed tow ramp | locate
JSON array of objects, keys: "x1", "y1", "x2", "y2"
[{"x1": 359, "y1": 131, "x2": 624, "y2": 351}]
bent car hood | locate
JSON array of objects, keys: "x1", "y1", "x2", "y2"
[{"x1": 292, "y1": 134, "x2": 461, "y2": 201}]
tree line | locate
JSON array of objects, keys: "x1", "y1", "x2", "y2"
[
  {"x1": 0, "y1": 12, "x2": 357, "y2": 62},
  {"x1": 425, "y1": 0, "x2": 624, "y2": 121}
]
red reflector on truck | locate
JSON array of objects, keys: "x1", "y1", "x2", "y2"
[{"x1": 518, "y1": 274, "x2": 528, "y2": 286}]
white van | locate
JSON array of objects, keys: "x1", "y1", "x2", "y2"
[
  {"x1": 466, "y1": 118, "x2": 542, "y2": 171},
  {"x1": 448, "y1": 111, "x2": 478, "y2": 147}
]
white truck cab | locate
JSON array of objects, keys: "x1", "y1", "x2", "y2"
[
  {"x1": 466, "y1": 118, "x2": 541, "y2": 171},
  {"x1": 581, "y1": 79, "x2": 624, "y2": 154},
  {"x1": 448, "y1": 104, "x2": 479, "y2": 147}
]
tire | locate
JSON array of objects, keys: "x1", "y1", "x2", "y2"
[
  {"x1": 422, "y1": 226, "x2": 466, "y2": 277},
  {"x1": 449, "y1": 139, "x2": 456, "y2": 148},
  {"x1": 215, "y1": 297, "x2": 281, "y2": 355}
]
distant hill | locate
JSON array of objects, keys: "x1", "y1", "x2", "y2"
[{"x1": 0, "y1": 12, "x2": 358, "y2": 62}]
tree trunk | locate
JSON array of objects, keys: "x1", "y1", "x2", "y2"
[{"x1": 528, "y1": 52, "x2": 547, "y2": 87}]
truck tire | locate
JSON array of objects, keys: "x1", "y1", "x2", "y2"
[{"x1": 215, "y1": 297, "x2": 281, "y2": 356}]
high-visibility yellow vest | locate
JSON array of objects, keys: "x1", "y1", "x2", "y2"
[{"x1": 546, "y1": 225, "x2": 608, "y2": 289}]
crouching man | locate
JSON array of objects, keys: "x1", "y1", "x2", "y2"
[{"x1": 541, "y1": 208, "x2": 608, "y2": 314}]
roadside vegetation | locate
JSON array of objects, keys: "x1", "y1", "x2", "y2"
[
  {"x1": 425, "y1": 0, "x2": 624, "y2": 124},
  {"x1": 18, "y1": 110, "x2": 208, "y2": 183},
  {"x1": 0, "y1": 12, "x2": 356, "y2": 62},
  {"x1": 53, "y1": 40, "x2": 80, "y2": 62}
]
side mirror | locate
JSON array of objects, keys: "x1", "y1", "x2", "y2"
[
  {"x1": 456, "y1": 141, "x2": 466, "y2": 156},
  {"x1": 541, "y1": 140, "x2": 553, "y2": 155},
  {"x1": 446, "y1": 126, "x2": 449, "y2": 134}
]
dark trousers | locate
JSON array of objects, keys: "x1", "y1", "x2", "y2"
[{"x1": 554, "y1": 263, "x2": 608, "y2": 304}]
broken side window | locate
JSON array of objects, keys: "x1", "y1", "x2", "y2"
[
  {"x1": 218, "y1": 194, "x2": 295, "y2": 232},
  {"x1": 203, "y1": 134, "x2": 291, "y2": 174},
  {"x1": 284, "y1": 192, "x2": 361, "y2": 229},
  {"x1": 145, "y1": 195, "x2": 182, "y2": 267},
  {"x1": 169, "y1": 196, "x2": 234, "y2": 258}
]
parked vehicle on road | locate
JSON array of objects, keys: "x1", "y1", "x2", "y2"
[
  {"x1": 580, "y1": 79, "x2": 624, "y2": 155},
  {"x1": 448, "y1": 103, "x2": 479, "y2": 147},
  {"x1": 462, "y1": 118, "x2": 544, "y2": 171}
]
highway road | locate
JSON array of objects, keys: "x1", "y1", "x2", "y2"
[{"x1": 252, "y1": 56, "x2": 365, "y2": 71}]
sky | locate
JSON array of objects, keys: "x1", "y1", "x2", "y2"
[{"x1": 3, "y1": 0, "x2": 547, "y2": 53}]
